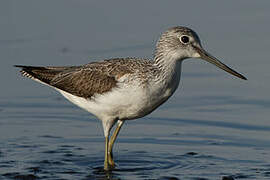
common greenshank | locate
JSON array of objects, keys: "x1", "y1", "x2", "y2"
[{"x1": 15, "y1": 26, "x2": 247, "y2": 170}]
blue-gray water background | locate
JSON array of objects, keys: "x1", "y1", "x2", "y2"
[{"x1": 1, "y1": 1, "x2": 270, "y2": 179}]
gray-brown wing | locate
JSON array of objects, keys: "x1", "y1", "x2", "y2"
[
  {"x1": 15, "y1": 65, "x2": 118, "y2": 98},
  {"x1": 15, "y1": 58, "x2": 153, "y2": 98},
  {"x1": 50, "y1": 69, "x2": 118, "y2": 98}
]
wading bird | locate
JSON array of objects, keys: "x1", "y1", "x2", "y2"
[{"x1": 15, "y1": 26, "x2": 246, "y2": 170}]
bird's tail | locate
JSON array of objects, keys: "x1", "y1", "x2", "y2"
[{"x1": 14, "y1": 65, "x2": 68, "y2": 84}]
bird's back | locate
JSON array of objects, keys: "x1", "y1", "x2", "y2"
[{"x1": 15, "y1": 58, "x2": 155, "y2": 99}]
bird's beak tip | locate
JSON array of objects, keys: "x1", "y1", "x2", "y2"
[{"x1": 241, "y1": 76, "x2": 247, "y2": 81}]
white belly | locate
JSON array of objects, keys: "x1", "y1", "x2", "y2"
[{"x1": 58, "y1": 81, "x2": 176, "y2": 122}]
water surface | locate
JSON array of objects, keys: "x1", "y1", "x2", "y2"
[{"x1": 1, "y1": 0, "x2": 270, "y2": 179}]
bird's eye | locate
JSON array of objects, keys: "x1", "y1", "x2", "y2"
[{"x1": 180, "y1": 35, "x2": 189, "y2": 44}]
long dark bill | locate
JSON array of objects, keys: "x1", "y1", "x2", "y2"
[{"x1": 194, "y1": 46, "x2": 247, "y2": 80}]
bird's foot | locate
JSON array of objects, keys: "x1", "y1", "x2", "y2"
[{"x1": 103, "y1": 162, "x2": 115, "y2": 171}]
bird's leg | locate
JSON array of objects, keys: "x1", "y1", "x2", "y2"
[
  {"x1": 108, "y1": 120, "x2": 124, "y2": 168},
  {"x1": 104, "y1": 135, "x2": 109, "y2": 171}
]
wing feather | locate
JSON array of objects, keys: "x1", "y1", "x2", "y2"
[
  {"x1": 15, "y1": 58, "x2": 153, "y2": 98},
  {"x1": 50, "y1": 68, "x2": 117, "y2": 98}
]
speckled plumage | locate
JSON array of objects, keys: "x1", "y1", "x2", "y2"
[
  {"x1": 15, "y1": 26, "x2": 246, "y2": 170},
  {"x1": 16, "y1": 58, "x2": 162, "y2": 98}
]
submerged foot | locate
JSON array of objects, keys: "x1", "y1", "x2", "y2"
[{"x1": 104, "y1": 161, "x2": 115, "y2": 171}]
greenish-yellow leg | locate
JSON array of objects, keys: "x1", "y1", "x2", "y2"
[
  {"x1": 108, "y1": 120, "x2": 124, "y2": 168},
  {"x1": 104, "y1": 136, "x2": 109, "y2": 171}
]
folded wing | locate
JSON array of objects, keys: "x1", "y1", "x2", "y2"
[{"x1": 15, "y1": 64, "x2": 118, "y2": 98}]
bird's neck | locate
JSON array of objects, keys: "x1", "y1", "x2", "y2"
[{"x1": 153, "y1": 51, "x2": 183, "y2": 92}]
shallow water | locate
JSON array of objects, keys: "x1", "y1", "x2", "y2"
[
  {"x1": 1, "y1": 0, "x2": 270, "y2": 179},
  {"x1": 1, "y1": 96, "x2": 270, "y2": 180}
]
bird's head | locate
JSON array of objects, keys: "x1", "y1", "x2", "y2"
[{"x1": 155, "y1": 26, "x2": 247, "y2": 80}]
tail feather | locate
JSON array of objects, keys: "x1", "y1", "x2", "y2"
[{"x1": 14, "y1": 65, "x2": 65, "y2": 84}]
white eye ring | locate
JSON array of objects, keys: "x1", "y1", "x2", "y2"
[{"x1": 180, "y1": 35, "x2": 190, "y2": 44}]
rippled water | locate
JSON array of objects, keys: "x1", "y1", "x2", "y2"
[
  {"x1": 1, "y1": 95, "x2": 270, "y2": 180},
  {"x1": 2, "y1": 0, "x2": 270, "y2": 179}
]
